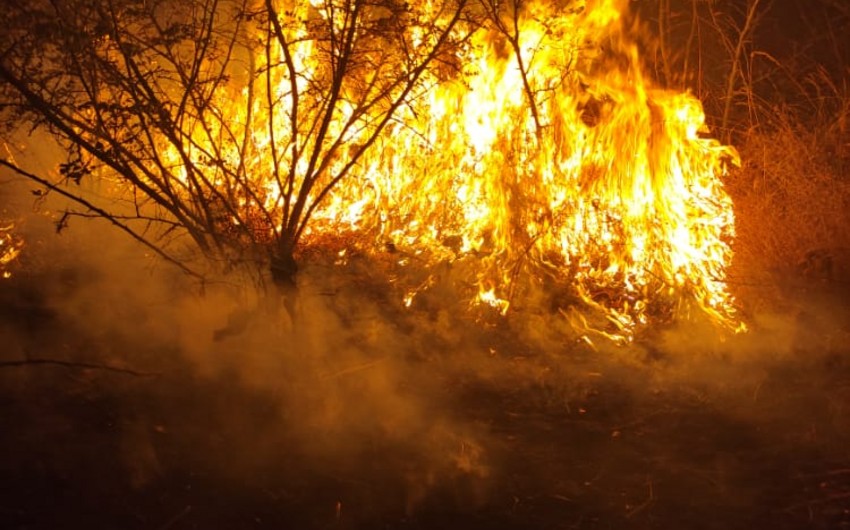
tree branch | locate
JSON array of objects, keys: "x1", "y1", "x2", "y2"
[{"x1": 0, "y1": 158, "x2": 204, "y2": 280}]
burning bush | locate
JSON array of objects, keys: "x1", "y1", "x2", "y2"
[{"x1": 0, "y1": 0, "x2": 744, "y2": 339}]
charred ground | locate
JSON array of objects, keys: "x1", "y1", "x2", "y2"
[{"x1": 1, "y1": 247, "x2": 849, "y2": 530}]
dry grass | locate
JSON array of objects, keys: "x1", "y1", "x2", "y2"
[{"x1": 726, "y1": 71, "x2": 850, "y2": 302}]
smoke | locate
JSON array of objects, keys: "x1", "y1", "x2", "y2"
[
  {"x1": 2, "y1": 150, "x2": 850, "y2": 526},
  {"x1": 0, "y1": 195, "x2": 494, "y2": 516}
]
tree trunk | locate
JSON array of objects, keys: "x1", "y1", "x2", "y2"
[
  {"x1": 271, "y1": 238, "x2": 299, "y2": 324},
  {"x1": 212, "y1": 241, "x2": 299, "y2": 342}
]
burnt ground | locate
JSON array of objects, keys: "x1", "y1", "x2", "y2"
[{"x1": 1, "y1": 261, "x2": 850, "y2": 530}]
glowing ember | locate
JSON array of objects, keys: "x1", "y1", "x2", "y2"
[{"x1": 0, "y1": 222, "x2": 23, "y2": 279}]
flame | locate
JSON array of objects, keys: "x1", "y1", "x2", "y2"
[
  {"x1": 307, "y1": 0, "x2": 741, "y2": 334},
  {"x1": 141, "y1": 0, "x2": 741, "y2": 337},
  {"x1": 0, "y1": 222, "x2": 23, "y2": 279}
]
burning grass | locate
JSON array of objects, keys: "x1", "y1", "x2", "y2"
[{"x1": 279, "y1": 0, "x2": 744, "y2": 337}]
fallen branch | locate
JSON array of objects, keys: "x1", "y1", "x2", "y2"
[
  {"x1": 319, "y1": 358, "x2": 387, "y2": 380},
  {"x1": 785, "y1": 492, "x2": 850, "y2": 514},
  {"x1": 0, "y1": 358, "x2": 160, "y2": 377},
  {"x1": 802, "y1": 469, "x2": 850, "y2": 478}
]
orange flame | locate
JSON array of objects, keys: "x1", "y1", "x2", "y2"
[
  {"x1": 153, "y1": 0, "x2": 742, "y2": 338},
  {"x1": 307, "y1": 0, "x2": 741, "y2": 334}
]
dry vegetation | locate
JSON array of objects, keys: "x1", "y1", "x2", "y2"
[{"x1": 730, "y1": 88, "x2": 850, "y2": 289}]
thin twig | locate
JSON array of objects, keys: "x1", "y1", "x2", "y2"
[
  {"x1": 625, "y1": 478, "x2": 655, "y2": 518},
  {"x1": 0, "y1": 358, "x2": 160, "y2": 377},
  {"x1": 158, "y1": 505, "x2": 192, "y2": 530},
  {"x1": 721, "y1": 0, "x2": 762, "y2": 138},
  {"x1": 319, "y1": 358, "x2": 386, "y2": 380}
]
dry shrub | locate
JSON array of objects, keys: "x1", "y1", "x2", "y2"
[{"x1": 726, "y1": 73, "x2": 850, "y2": 299}]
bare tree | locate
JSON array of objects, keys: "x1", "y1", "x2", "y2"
[{"x1": 0, "y1": 0, "x2": 468, "y2": 307}]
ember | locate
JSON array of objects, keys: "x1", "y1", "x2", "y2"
[{"x1": 0, "y1": 221, "x2": 22, "y2": 279}]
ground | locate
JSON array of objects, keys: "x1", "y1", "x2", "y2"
[{"x1": 1, "y1": 256, "x2": 850, "y2": 530}]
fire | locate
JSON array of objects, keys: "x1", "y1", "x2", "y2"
[
  {"x1": 0, "y1": 222, "x2": 23, "y2": 279},
  {"x1": 141, "y1": 0, "x2": 742, "y2": 337},
  {"x1": 301, "y1": 0, "x2": 741, "y2": 335}
]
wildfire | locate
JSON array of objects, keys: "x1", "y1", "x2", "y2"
[
  {"x1": 301, "y1": 0, "x2": 740, "y2": 335},
  {"x1": 152, "y1": 0, "x2": 742, "y2": 337}
]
